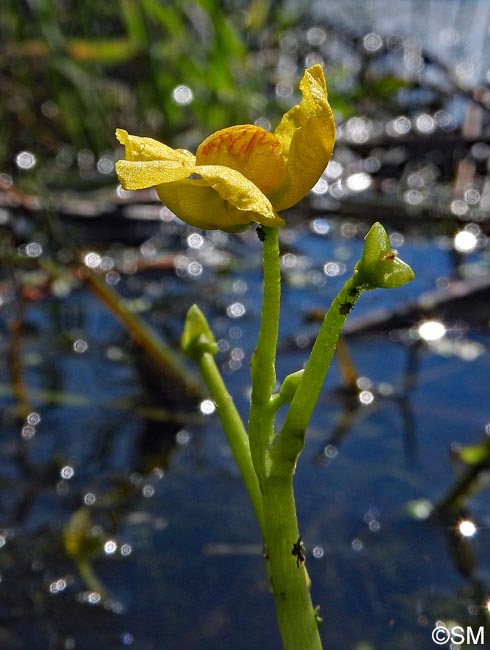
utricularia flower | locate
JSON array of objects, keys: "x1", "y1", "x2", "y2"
[{"x1": 115, "y1": 64, "x2": 335, "y2": 232}]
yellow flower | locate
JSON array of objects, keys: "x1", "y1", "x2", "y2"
[{"x1": 115, "y1": 64, "x2": 335, "y2": 232}]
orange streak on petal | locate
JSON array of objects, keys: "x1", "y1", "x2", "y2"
[{"x1": 196, "y1": 125, "x2": 286, "y2": 198}]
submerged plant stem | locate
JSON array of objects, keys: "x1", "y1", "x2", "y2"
[{"x1": 81, "y1": 269, "x2": 201, "y2": 398}]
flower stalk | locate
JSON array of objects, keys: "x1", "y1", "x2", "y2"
[{"x1": 248, "y1": 226, "x2": 281, "y2": 485}]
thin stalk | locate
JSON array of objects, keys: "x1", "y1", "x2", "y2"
[
  {"x1": 197, "y1": 352, "x2": 264, "y2": 533},
  {"x1": 271, "y1": 277, "x2": 364, "y2": 474},
  {"x1": 248, "y1": 226, "x2": 281, "y2": 484}
]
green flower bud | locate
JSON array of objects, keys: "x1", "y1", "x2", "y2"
[
  {"x1": 181, "y1": 304, "x2": 218, "y2": 360},
  {"x1": 354, "y1": 222, "x2": 415, "y2": 290}
]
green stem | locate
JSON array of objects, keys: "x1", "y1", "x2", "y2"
[
  {"x1": 247, "y1": 227, "x2": 322, "y2": 649},
  {"x1": 262, "y1": 476, "x2": 323, "y2": 650},
  {"x1": 197, "y1": 352, "x2": 264, "y2": 532},
  {"x1": 248, "y1": 226, "x2": 281, "y2": 484},
  {"x1": 271, "y1": 277, "x2": 364, "y2": 474}
]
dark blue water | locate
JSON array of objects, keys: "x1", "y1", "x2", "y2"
[{"x1": 0, "y1": 218, "x2": 489, "y2": 650}]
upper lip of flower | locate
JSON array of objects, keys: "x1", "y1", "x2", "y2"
[{"x1": 115, "y1": 64, "x2": 335, "y2": 232}]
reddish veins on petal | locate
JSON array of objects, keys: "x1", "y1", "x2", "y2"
[{"x1": 196, "y1": 125, "x2": 287, "y2": 197}]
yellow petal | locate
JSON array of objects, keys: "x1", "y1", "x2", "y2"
[
  {"x1": 273, "y1": 65, "x2": 335, "y2": 210},
  {"x1": 195, "y1": 125, "x2": 287, "y2": 197},
  {"x1": 116, "y1": 128, "x2": 194, "y2": 164},
  {"x1": 156, "y1": 184, "x2": 250, "y2": 232},
  {"x1": 115, "y1": 159, "x2": 194, "y2": 190},
  {"x1": 115, "y1": 159, "x2": 284, "y2": 231},
  {"x1": 159, "y1": 165, "x2": 285, "y2": 231}
]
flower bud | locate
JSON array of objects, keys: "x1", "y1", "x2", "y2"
[
  {"x1": 181, "y1": 304, "x2": 218, "y2": 360},
  {"x1": 354, "y1": 222, "x2": 415, "y2": 290}
]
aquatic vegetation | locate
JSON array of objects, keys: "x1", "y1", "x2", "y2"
[{"x1": 116, "y1": 65, "x2": 414, "y2": 650}]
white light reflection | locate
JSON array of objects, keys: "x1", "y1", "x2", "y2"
[
  {"x1": 120, "y1": 544, "x2": 132, "y2": 557},
  {"x1": 418, "y1": 320, "x2": 446, "y2": 342},
  {"x1": 15, "y1": 151, "x2": 37, "y2": 170},
  {"x1": 310, "y1": 218, "x2": 330, "y2": 235},
  {"x1": 25, "y1": 242, "x2": 43, "y2": 257},
  {"x1": 346, "y1": 172, "x2": 371, "y2": 192},
  {"x1": 329, "y1": 180, "x2": 345, "y2": 198},
  {"x1": 312, "y1": 546, "x2": 324, "y2": 559},
  {"x1": 104, "y1": 540, "x2": 117, "y2": 555},
  {"x1": 359, "y1": 390, "x2": 374, "y2": 406},
  {"x1": 187, "y1": 233, "x2": 204, "y2": 249},
  {"x1": 454, "y1": 230, "x2": 477, "y2": 253},
  {"x1": 404, "y1": 190, "x2": 424, "y2": 205},
  {"x1": 306, "y1": 27, "x2": 326, "y2": 46},
  {"x1": 464, "y1": 189, "x2": 480, "y2": 205},
  {"x1": 84, "y1": 493, "x2": 96, "y2": 505},
  {"x1": 97, "y1": 157, "x2": 114, "y2": 175},
  {"x1": 450, "y1": 199, "x2": 468, "y2": 216},
  {"x1": 276, "y1": 81, "x2": 293, "y2": 98},
  {"x1": 281, "y1": 253, "x2": 297, "y2": 268},
  {"x1": 323, "y1": 261, "x2": 345, "y2": 277},
  {"x1": 254, "y1": 117, "x2": 271, "y2": 131},
  {"x1": 142, "y1": 484, "x2": 155, "y2": 498},
  {"x1": 363, "y1": 32, "x2": 383, "y2": 52},
  {"x1": 176, "y1": 430, "x2": 191, "y2": 446},
  {"x1": 84, "y1": 252, "x2": 101, "y2": 268},
  {"x1": 311, "y1": 178, "x2": 328, "y2": 195},
  {"x1": 346, "y1": 117, "x2": 372, "y2": 143},
  {"x1": 187, "y1": 261, "x2": 203, "y2": 277},
  {"x1": 21, "y1": 425, "x2": 36, "y2": 440},
  {"x1": 49, "y1": 578, "x2": 67, "y2": 594},
  {"x1": 458, "y1": 519, "x2": 477, "y2": 538},
  {"x1": 73, "y1": 339, "x2": 88, "y2": 353},
  {"x1": 85, "y1": 591, "x2": 101, "y2": 604},
  {"x1": 100, "y1": 256, "x2": 114, "y2": 271},
  {"x1": 434, "y1": 110, "x2": 455, "y2": 131},
  {"x1": 230, "y1": 347, "x2": 244, "y2": 362},
  {"x1": 227, "y1": 302, "x2": 246, "y2": 319},
  {"x1": 409, "y1": 499, "x2": 433, "y2": 520},
  {"x1": 325, "y1": 160, "x2": 343, "y2": 179},
  {"x1": 386, "y1": 116, "x2": 411, "y2": 136},
  {"x1": 200, "y1": 399, "x2": 216, "y2": 415},
  {"x1": 172, "y1": 85, "x2": 193, "y2": 106},
  {"x1": 323, "y1": 444, "x2": 337, "y2": 459},
  {"x1": 415, "y1": 114, "x2": 435, "y2": 133},
  {"x1": 60, "y1": 466, "x2": 75, "y2": 480}
]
